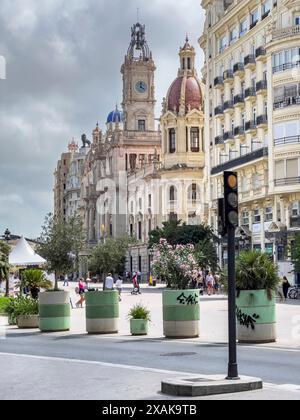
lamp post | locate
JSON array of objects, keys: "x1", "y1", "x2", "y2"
[{"x1": 3, "y1": 229, "x2": 11, "y2": 297}]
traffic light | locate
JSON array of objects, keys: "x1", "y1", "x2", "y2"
[
  {"x1": 224, "y1": 171, "x2": 239, "y2": 228},
  {"x1": 218, "y1": 198, "x2": 226, "y2": 237}
]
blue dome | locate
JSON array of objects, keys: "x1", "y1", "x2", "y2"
[{"x1": 106, "y1": 107, "x2": 124, "y2": 124}]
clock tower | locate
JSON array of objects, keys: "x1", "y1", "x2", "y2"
[{"x1": 121, "y1": 22, "x2": 156, "y2": 131}]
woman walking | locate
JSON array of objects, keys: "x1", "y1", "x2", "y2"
[
  {"x1": 76, "y1": 278, "x2": 86, "y2": 308},
  {"x1": 282, "y1": 276, "x2": 291, "y2": 301}
]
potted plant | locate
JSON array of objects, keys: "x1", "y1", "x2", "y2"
[
  {"x1": 4, "y1": 296, "x2": 39, "y2": 328},
  {"x1": 128, "y1": 303, "x2": 151, "y2": 336},
  {"x1": 236, "y1": 251, "x2": 279, "y2": 343},
  {"x1": 3, "y1": 297, "x2": 17, "y2": 325},
  {"x1": 152, "y1": 239, "x2": 201, "y2": 338},
  {"x1": 21, "y1": 269, "x2": 52, "y2": 299},
  {"x1": 85, "y1": 288, "x2": 119, "y2": 334}
]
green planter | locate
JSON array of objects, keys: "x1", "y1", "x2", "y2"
[
  {"x1": 85, "y1": 291, "x2": 119, "y2": 334},
  {"x1": 236, "y1": 289, "x2": 276, "y2": 343},
  {"x1": 130, "y1": 319, "x2": 148, "y2": 336},
  {"x1": 163, "y1": 289, "x2": 200, "y2": 338},
  {"x1": 39, "y1": 291, "x2": 70, "y2": 332}
]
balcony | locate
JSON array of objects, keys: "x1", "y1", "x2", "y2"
[
  {"x1": 214, "y1": 105, "x2": 224, "y2": 116},
  {"x1": 290, "y1": 216, "x2": 300, "y2": 228},
  {"x1": 256, "y1": 80, "x2": 267, "y2": 93},
  {"x1": 275, "y1": 177, "x2": 300, "y2": 187},
  {"x1": 257, "y1": 115, "x2": 268, "y2": 128},
  {"x1": 274, "y1": 135, "x2": 300, "y2": 146},
  {"x1": 224, "y1": 131, "x2": 234, "y2": 142},
  {"x1": 234, "y1": 126, "x2": 246, "y2": 138},
  {"x1": 223, "y1": 100, "x2": 234, "y2": 112},
  {"x1": 244, "y1": 54, "x2": 256, "y2": 69},
  {"x1": 256, "y1": 47, "x2": 267, "y2": 61},
  {"x1": 211, "y1": 147, "x2": 268, "y2": 175},
  {"x1": 245, "y1": 87, "x2": 256, "y2": 100},
  {"x1": 214, "y1": 76, "x2": 224, "y2": 87},
  {"x1": 273, "y1": 96, "x2": 300, "y2": 110},
  {"x1": 215, "y1": 135, "x2": 224, "y2": 145},
  {"x1": 273, "y1": 61, "x2": 300, "y2": 74},
  {"x1": 223, "y1": 69, "x2": 234, "y2": 82},
  {"x1": 234, "y1": 94, "x2": 245, "y2": 107},
  {"x1": 245, "y1": 120, "x2": 257, "y2": 133},
  {"x1": 233, "y1": 62, "x2": 245, "y2": 75},
  {"x1": 272, "y1": 25, "x2": 300, "y2": 42}
]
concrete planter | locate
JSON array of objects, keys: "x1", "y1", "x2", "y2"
[
  {"x1": 38, "y1": 291, "x2": 70, "y2": 332},
  {"x1": 130, "y1": 319, "x2": 149, "y2": 336},
  {"x1": 163, "y1": 289, "x2": 200, "y2": 338},
  {"x1": 17, "y1": 315, "x2": 39, "y2": 329},
  {"x1": 236, "y1": 289, "x2": 276, "y2": 343},
  {"x1": 85, "y1": 291, "x2": 119, "y2": 334}
]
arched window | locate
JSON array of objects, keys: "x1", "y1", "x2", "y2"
[
  {"x1": 188, "y1": 183, "x2": 200, "y2": 203},
  {"x1": 169, "y1": 129, "x2": 176, "y2": 153},
  {"x1": 187, "y1": 57, "x2": 191, "y2": 70},
  {"x1": 191, "y1": 127, "x2": 200, "y2": 152},
  {"x1": 169, "y1": 186, "x2": 177, "y2": 202}
]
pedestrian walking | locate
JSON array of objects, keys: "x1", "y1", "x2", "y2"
[
  {"x1": 76, "y1": 278, "x2": 86, "y2": 308},
  {"x1": 282, "y1": 276, "x2": 291, "y2": 301},
  {"x1": 104, "y1": 273, "x2": 114, "y2": 291},
  {"x1": 115, "y1": 276, "x2": 123, "y2": 301},
  {"x1": 63, "y1": 275, "x2": 69, "y2": 287},
  {"x1": 206, "y1": 272, "x2": 215, "y2": 296}
]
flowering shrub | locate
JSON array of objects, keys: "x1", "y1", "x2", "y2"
[{"x1": 151, "y1": 239, "x2": 201, "y2": 290}]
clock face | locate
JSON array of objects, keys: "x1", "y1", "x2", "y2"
[{"x1": 135, "y1": 81, "x2": 148, "y2": 93}]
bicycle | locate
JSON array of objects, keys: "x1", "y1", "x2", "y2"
[{"x1": 288, "y1": 287, "x2": 300, "y2": 300}]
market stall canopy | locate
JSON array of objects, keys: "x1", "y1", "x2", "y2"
[{"x1": 9, "y1": 237, "x2": 46, "y2": 266}]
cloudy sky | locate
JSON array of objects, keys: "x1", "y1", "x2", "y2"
[{"x1": 0, "y1": 0, "x2": 205, "y2": 239}]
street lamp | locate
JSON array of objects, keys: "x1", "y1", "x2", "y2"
[
  {"x1": 3, "y1": 229, "x2": 11, "y2": 297},
  {"x1": 4, "y1": 229, "x2": 11, "y2": 242}
]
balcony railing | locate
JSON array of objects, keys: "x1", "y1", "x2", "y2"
[
  {"x1": 262, "y1": 10, "x2": 270, "y2": 20},
  {"x1": 272, "y1": 25, "x2": 300, "y2": 41},
  {"x1": 250, "y1": 20, "x2": 258, "y2": 30},
  {"x1": 215, "y1": 135, "x2": 224, "y2": 145},
  {"x1": 214, "y1": 76, "x2": 224, "y2": 87},
  {"x1": 234, "y1": 94, "x2": 245, "y2": 105},
  {"x1": 244, "y1": 54, "x2": 256, "y2": 67},
  {"x1": 245, "y1": 87, "x2": 256, "y2": 99},
  {"x1": 211, "y1": 147, "x2": 268, "y2": 175},
  {"x1": 245, "y1": 120, "x2": 257, "y2": 131},
  {"x1": 273, "y1": 61, "x2": 300, "y2": 74},
  {"x1": 257, "y1": 114, "x2": 268, "y2": 126},
  {"x1": 275, "y1": 177, "x2": 300, "y2": 186},
  {"x1": 224, "y1": 131, "x2": 234, "y2": 141},
  {"x1": 274, "y1": 135, "x2": 300, "y2": 146},
  {"x1": 214, "y1": 105, "x2": 224, "y2": 115},
  {"x1": 234, "y1": 126, "x2": 245, "y2": 137},
  {"x1": 255, "y1": 47, "x2": 266, "y2": 59},
  {"x1": 290, "y1": 216, "x2": 300, "y2": 228},
  {"x1": 223, "y1": 69, "x2": 234, "y2": 81},
  {"x1": 274, "y1": 96, "x2": 300, "y2": 110},
  {"x1": 224, "y1": 100, "x2": 234, "y2": 111},
  {"x1": 233, "y1": 62, "x2": 245, "y2": 74},
  {"x1": 256, "y1": 80, "x2": 267, "y2": 92}
]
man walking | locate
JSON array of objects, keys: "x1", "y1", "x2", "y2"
[{"x1": 104, "y1": 273, "x2": 114, "y2": 291}]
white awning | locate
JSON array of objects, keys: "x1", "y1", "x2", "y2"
[{"x1": 9, "y1": 237, "x2": 46, "y2": 267}]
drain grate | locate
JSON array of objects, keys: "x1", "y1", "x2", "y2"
[{"x1": 160, "y1": 352, "x2": 197, "y2": 357}]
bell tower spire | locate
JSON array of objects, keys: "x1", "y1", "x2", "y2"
[
  {"x1": 121, "y1": 22, "x2": 156, "y2": 131},
  {"x1": 178, "y1": 36, "x2": 197, "y2": 77}
]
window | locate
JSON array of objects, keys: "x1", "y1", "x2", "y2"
[
  {"x1": 252, "y1": 173, "x2": 261, "y2": 189},
  {"x1": 220, "y1": 35, "x2": 227, "y2": 53},
  {"x1": 265, "y1": 206, "x2": 273, "y2": 222},
  {"x1": 242, "y1": 210, "x2": 249, "y2": 226},
  {"x1": 188, "y1": 183, "x2": 198, "y2": 202},
  {"x1": 230, "y1": 27, "x2": 238, "y2": 44},
  {"x1": 138, "y1": 222, "x2": 142, "y2": 240},
  {"x1": 295, "y1": 16, "x2": 300, "y2": 25},
  {"x1": 262, "y1": 1, "x2": 270, "y2": 16},
  {"x1": 191, "y1": 127, "x2": 200, "y2": 152},
  {"x1": 138, "y1": 256, "x2": 142, "y2": 272},
  {"x1": 169, "y1": 129, "x2": 176, "y2": 153},
  {"x1": 169, "y1": 186, "x2": 177, "y2": 202},
  {"x1": 287, "y1": 158, "x2": 298, "y2": 178},
  {"x1": 148, "y1": 219, "x2": 152, "y2": 233},
  {"x1": 139, "y1": 198, "x2": 142, "y2": 210},
  {"x1": 138, "y1": 120, "x2": 146, "y2": 131},
  {"x1": 254, "y1": 209, "x2": 261, "y2": 223},
  {"x1": 275, "y1": 160, "x2": 284, "y2": 179},
  {"x1": 187, "y1": 57, "x2": 191, "y2": 69},
  {"x1": 148, "y1": 194, "x2": 152, "y2": 208},
  {"x1": 240, "y1": 19, "x2": 248, "y2": 35},
  {"x1": 130, "y1": 224, "x2": 133, "y2": 237},
  {"x1": 253, "y1": 107, "x2": 257, "y2": 124},
  {"x1": 251, "y1": 9, "x2": 259, "y2": 25},
  {"x1": 292, "y1": 201, "x2": 300, "y2": 217}
]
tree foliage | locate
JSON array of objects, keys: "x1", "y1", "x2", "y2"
[
  {"x1": 21, "y1": 269, "x2": 52, "y2": 299},
  {"x1": 89, "y1": 236, "x2": 136, "y2": 277},
  {"x1": 149, "y1": 220, "x2": 218, "y2": 271},
  {"x1": 37, "y1": 213, "x2": 85, "y2": 289}
]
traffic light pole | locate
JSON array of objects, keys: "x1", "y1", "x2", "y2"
[{"x1": 227, "y1": 224, "x2": 239, "y2": 380}]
